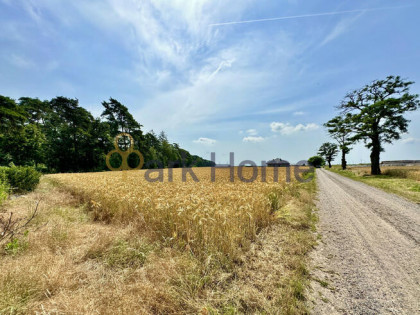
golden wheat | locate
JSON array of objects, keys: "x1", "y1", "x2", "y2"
[
  {"x1": 1, "y1": 167, "x2": 315, "y2": 314},
  {"x1": 48, "y1": 167, "x2": 302, "y2": 263}
]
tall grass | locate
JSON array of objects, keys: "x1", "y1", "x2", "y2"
[
  {"x1": 382, "y1": 168, "x2": 420, "y2": 181},
  {"x1": 329, "y1": 165, "x2": 420, "y2": 203},
  {"x1": 338, "y1": 165, "x2": 420, "y2": 181}
]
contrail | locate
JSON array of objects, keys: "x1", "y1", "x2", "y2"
[{"x1": 209, "y1": 6, "x2": 409, "y2": 27}]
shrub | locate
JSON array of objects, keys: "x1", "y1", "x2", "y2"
[
  {"x1": 0, "y1": 180, "x2": 9, "y2": 204},
  {"x1": 0, "y1": 167, "x2": 8, "y2": 182},
  {"x1": 308, "y1": 156, "x2": 325, "y2": 168},
  {"x1": 0, "y1": 167, "x2": 9, "y2": 203},
  {"x1": 4, "y1": 165, "x2": 41, "y2": 192}
]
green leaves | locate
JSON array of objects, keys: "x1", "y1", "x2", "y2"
[
  {"x1": 307, "y1": 156, "x2": 325, "y2": 168},
  {"x1": 331, "y1": 75, "x2": 420, "y2": 175},
  {"x1": 339, "y1": 76, "x2": 419, "y2": 144},
  {"x1": 0, "y1": 94, "x2": 214, "y2": 173}
]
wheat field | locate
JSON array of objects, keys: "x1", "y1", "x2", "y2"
[
  {"x1": 49, "y1": 167, "x2": 302, "y2": 263},
  {"x1": 1, "y1": 167, "x2": 316, "y2": 314}
]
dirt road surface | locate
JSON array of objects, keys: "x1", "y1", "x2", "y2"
[{"x1": 308, "y1": 169, "x2": 420, "y2": 314}]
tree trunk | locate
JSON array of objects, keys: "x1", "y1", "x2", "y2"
[
  {"x1": 341, "y1": 149, "x2": 347, "y2": 170},
  {"x1": 328, "y1": 159, "x2": 332, "y2": 168},
  {"x1": 370, "y1": 137, "x2": 381, "y2": 175}
]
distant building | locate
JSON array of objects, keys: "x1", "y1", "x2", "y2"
[
  {"x1": 295, "y1": 160, "x2": 308, "y2": 166},
  {"x1": 266, "y1": 158, "x2": 290, "y2": 167},
  {"x1": 381, "y1": 160, "x2": 420, "y2": 166}
]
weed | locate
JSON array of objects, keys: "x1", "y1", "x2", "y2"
[{"x1": 4, "y1": 237, "x2": 28, "y2": 255}]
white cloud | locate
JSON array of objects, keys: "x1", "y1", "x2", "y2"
[
  {"x1": 246, "y1": 128, "x2": 258, "y2": 136},
  {"x1": 401, "y1": 137, "x2": 420, "y2": 144},
  {"x1": 243, "y1": 136, "x2": 265, "y2": 143},
  {"x1": 193, "y1": 137, "x2": 217, "y2": 145},
  {"x1": 293, "y1": 111, "x2": 306, "y2": 116},
  {"x1": 270, "y1": 122, "x2": 319, "y2": 135}
]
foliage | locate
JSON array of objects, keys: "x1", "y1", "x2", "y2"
[
  {"x1": 4, "y1": 237, "x2": 29, "y2": 256},
  {"x1": 338, "y1": 75, "x2": 420, "y2": 175},
  {"x1": 317, "y1": 143, "x2": 338, "y2": 168},
  {"x1": 4, "y1": 165, "x2": 41, "y2": 192},
  {"x1": 324, "y1": 114, "x2": 354, "y2": 170},
  {"x1": 0, "y1": 95, "x2": 214, "y2": 173},
  {"x1": 308, "y1": 156, "x2": 325, "y2": 168},
  {"x1": 0, "y1": 171, "x2": 9, "y2": 203}
]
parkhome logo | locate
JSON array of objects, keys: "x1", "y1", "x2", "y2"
[
  {"x1": 106, "y1": 133, "x2": 314, "y2": 183},
  {"x1": 106, "y1": 133, "x2": 144, "y2": 171}
]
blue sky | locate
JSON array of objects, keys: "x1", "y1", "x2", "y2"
[{"x1": 1, "y1": 0, "x2": 419, "y2": 164}]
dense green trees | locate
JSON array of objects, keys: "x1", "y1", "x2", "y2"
[
  {"x1": 308, "y1": 156, "x2": 325, "y2": 168},
  {"x1": 324, "y1": 76, "x2": 419, "y2": 174},
  {"x1": 0, "y1": 95, "x2": 214, "y2": 173}
]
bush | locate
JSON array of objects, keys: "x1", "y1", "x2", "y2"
[
  {"x1": 4, "y1": 165, "x2": 41, "y2": 192},
  {"x1": 0, "y1": 180, "x2": 9, "y2": 203},
  {"x1": 308, "y1": 156, "x2": 325, "y2": 168},
  {"x1": 0, "y1": 167, "x2": 7, "y2": 183},
  {"x1": 0, "y1": 168, "x2": 9, "y2": 203}
]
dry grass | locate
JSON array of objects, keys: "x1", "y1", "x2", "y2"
[
  {"x1": 0, "y1": 167, "x2": 317, "y2": 314},
  {"x1": 329, "y1": 165, "x2": 420, "y2": 203},
  {"x1": 343, "y1": 165, "x2": 420, "y2": 181}
]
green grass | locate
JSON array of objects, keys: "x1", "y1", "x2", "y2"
[
  {"x1": 327, "y1": 166, "x2": 420, "y2": 203},
  {"x1": 84, "y1": 238, "x2": 153, "y2": 269},
  {"x1": 0, "y1": 176, "x2": 9, "y2": 204}
]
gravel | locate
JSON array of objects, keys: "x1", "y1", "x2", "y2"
[{"x1": 308, "y1": 169, "x2": 420, "y2": 314}]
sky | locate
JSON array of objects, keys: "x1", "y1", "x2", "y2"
[{"x1": 1, "y1": 0, "x2": 419, "y2": 165}]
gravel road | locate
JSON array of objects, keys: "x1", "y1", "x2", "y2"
[{"x1": 308, "y1": 169, "x2": 420, "y2": 314}]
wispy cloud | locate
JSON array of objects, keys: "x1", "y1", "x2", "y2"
[
  {"x1": 293, "y1": 111, "x2": 306, "y2": 116},
  {"x1": 21, "y1": 1, "x2": 43, "y2": 24},
  {"x1": 243, "y1": 136, "x2": 265, "y2": 143},
  {"x1": 193, "y1": 137, "x2": 217, "y2": 145},
  {"x1": 209, "y1": 6, "x2": 407, "y2": 27},
  {"x1": 10, "y1": 54, "x2": 35, "y2": 69},
  {"x1": 270, "y1": 122, "x2": 319, "y2": 135},
  {"x1": 401, "y1": 137, "x2": 420, "y2": 144},
  {"x1": 246, "y1": 129, "x2": 258, "y2": 136},
  {"x1": 319, "y1": 12, "x2": 364, "y2": 47}
]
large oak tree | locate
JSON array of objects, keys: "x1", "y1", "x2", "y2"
[{"x1": 339, "y1": 76, "x2": 419, "y2": 175}]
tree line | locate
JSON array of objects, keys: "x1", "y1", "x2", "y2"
[
  {"x1": 316, "y1": 75, "x2": 419, "y2": 175},
  {"x1": 0, "y1": 96, "x2": 215, "y2": 173}
]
